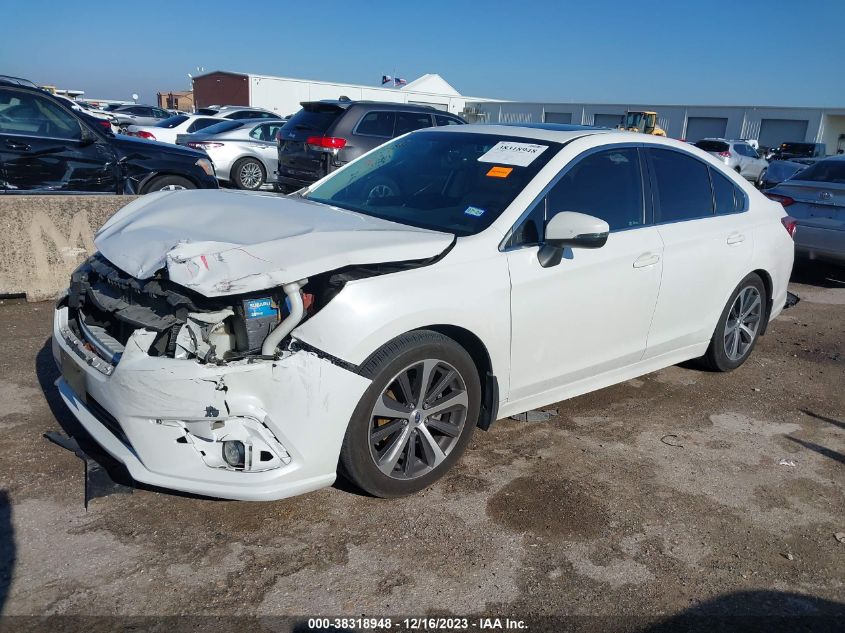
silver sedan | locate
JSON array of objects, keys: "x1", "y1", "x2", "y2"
[
  {"x1": 176, "y1": 119, "x2": 286, "y2": 190},
  {"x1": 765, "y1": 156, "x2": 845, "y2": 265}
]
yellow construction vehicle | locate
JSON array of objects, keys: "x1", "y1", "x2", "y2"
[{"x1": 619, "y1": 111, "x2": 666, "y2": 136}]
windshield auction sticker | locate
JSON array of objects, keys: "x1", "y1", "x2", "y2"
[{"x1": 478, "y1": 141, "x2": 548, "y2": 166}]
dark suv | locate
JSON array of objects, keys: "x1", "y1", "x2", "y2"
[
  {"x1": 276, "y1": 100, "x2": 465, "y2": 191},
  {"x1": 767, "y1": 142, "x2": 826, "y2": 161},
  {"x1": 0, "y1": 77, "x2": 218, "y2": 193}
]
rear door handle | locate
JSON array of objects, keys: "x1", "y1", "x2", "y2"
[
  {"x1": 633, "y1": 252, "x2": 660, "y2": 268},
  {"x1": 5, "y1": 139, "x2": 30, "y2": 151},
  {"x1": 727, "y1": 232, "x2": 745, "y2": 245}
]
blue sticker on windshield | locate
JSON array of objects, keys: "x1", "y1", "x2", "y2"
[
  {"x1": 464, "y1": 206, "x2": 486, "y2": 217},
  {"x1": 245, "y1": 297, "x2": 277, "y2": 319}
]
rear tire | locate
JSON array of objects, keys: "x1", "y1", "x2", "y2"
[
  {"x1": 701, "y1": 273, "x2": 767, "y2": 372},
  {"x1": 339, "y1": 330, "x2": 480, "y2": 498},
  {"x1": 232, "y1": 158, "x2": 266, "y2": 190},
  {"x1": 143, "y1": 175, "x2": 194, "y2": 193}
]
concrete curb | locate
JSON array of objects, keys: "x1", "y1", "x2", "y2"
[{"x1": 0, "y1": 196, "x2": 136, "y2": 301}]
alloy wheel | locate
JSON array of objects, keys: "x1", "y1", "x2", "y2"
[
  {"x1": 368, "y1": 359, "x2": 468, "y2": 480},
  {"x1": 723, "y1": 286, "x2": 762, "y2": 361},
  {"x1": 159, "y1": 184, "x2": 186, "y2": 191},
  {"x1": 240, "y1": 162, "x2": 263, "y2": 189}
]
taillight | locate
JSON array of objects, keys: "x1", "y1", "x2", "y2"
[
  {"x1": 136, "y1": 130, "x2": 156, "y2": 140},
  {"x1": 765, "y1": 193, "x2": 795, "y2": 207},
  {"x1": 97, "y1": 119, "x2": 112, "y2": 129},
  {"x1": 718, "y1": 151, "x2": 731, "y2": 158},
  {"x1": 306, "y1": 136, "x2": 347, "y2": 150},
  {"x1": 781, "y1": 216, "x2": 798, "y2": 238}
]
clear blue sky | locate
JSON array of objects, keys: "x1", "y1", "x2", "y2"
[{"x1": 2, "y1": 0, "x2": 843, "y2": 107}]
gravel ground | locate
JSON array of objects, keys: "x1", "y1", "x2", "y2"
[{"x1": 0, "y1": 261, "x2": 843, "y2": 631}]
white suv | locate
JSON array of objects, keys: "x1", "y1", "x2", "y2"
[{"x1": 695, "y1": 138, "x2": 769, "y2": 186}]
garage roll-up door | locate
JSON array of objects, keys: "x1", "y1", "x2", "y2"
[
  {"x1": 758, "y1": 119, "x2": 809, "y2": 148},
  {"x1": 544, "y1": 112, "x2": 572, "y2": 124},
  {"x1": 685, "y1": 117, "x2": 728, "y2": 142},
  {"x1": 593, "y1": 113, "x2": 623, "y2": 128}
]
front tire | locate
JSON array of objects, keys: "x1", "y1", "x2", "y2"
[
  {"x1": 339, "y1": 331, "x2": 480, "y2": 498},
  {"x1": 701, "y1": 273, "x2": 767, "y2": 372},
  {"x1": 143, "y1": 175, "x2": 195, "y2": 193}
]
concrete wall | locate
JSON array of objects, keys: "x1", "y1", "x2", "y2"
[{"x1": 0, "y1": 196, "x2": 133, "y2": 301}]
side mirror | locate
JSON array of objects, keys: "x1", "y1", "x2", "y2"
[{"x1": 538, "y1": 211, "x2": 609, "y2": 268}]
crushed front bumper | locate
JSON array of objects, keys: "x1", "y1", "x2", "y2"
[{"x1": 52, "y1": 306, "x2": 370, "y2": 501}]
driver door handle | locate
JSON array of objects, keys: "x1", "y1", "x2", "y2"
[
  {"x1": 5, "y1": 139, "x2": 30, "y2": 151},
  {"x1": 633, "y1": 252, "x2": 660, "y2": 268}
]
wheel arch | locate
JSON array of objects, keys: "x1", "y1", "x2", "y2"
[
  {"x1": 137, "y1": 171, "x2": 201, "y2": 194},
  {"x1": 752, "y1": 268, "x2": 774, "y2": 335},
  {"x1": 425, "y1": 325, "x2": 498, "y2": 430}
]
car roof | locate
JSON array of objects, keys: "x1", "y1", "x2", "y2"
[
  {"x1": 421, "y1": 123, "x2": 613, "y2": 143},
  {"x1": 302, "y1": 100, "x2": 453, "y2": 113}
]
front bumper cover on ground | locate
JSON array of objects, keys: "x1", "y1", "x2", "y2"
[{"x1": 52, "y1": 306, "x2": 371, "y2": 501}]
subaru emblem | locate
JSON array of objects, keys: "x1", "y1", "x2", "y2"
[{"x1": 819, "y1": 191, "x2": 832, "y2": 201}]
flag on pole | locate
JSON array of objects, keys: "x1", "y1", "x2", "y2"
[
  {"x1": 394, "y1": 77, "x2": 407, "y2": 86},
  {"x1": 381, "y1": 75, "x2": 392, "y2": 85}
]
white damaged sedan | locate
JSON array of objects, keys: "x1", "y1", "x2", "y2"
[{"x1": 53, "y1": 125, "x2": 795, "y2": 501}]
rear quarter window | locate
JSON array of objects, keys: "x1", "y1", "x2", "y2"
[{"x1": 711, "y1": 168, "x2": 745, "y2": 214}]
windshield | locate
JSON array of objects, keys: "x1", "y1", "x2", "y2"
[
  {"x1": 197, "y1": 120, "x2": 243, "y2": 135},
  {"x1": 788, "y1": 159, "x2": 845, "y2": 184},
  {"x1": 156, "y1": 115, "x2": 189, "y2": 128},
  {"x1": 305, "y1": 131, "x2": 561, "y2": 236}
]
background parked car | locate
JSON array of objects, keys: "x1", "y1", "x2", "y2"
[
  {"x1": 110, "y1": 104, "x2": 172, "y2": 132},
  {"x1": 176, "y1": 118, "x2": 286, "y2": 190},
  {"x1": 758, "y1": 157, "x2": 821, "y2": 190},
  {"x1": 765, "y1": 156, "x2": 845, "y2": 265},
  {"x1": 125, "y1": 114, "x2": 226, "y2": 144},
  {"x1": 195, "y1": 105, "x2": 280, "y2": 120},
  {"x1": 0, "y1": 78, "x2": 218, "y2": 193},
  {"x1": 694, "y1": 138, "x2": 768, "y2": 186},
  {"x1": 276, "y1": 100, "x2": 466, "y2": 191},
  {"x1": 766, "y1": 142, "x2": 826, "y2": 161},
  {"x1": 52, "y1": 94, "x2": 119, "y2": 133}
]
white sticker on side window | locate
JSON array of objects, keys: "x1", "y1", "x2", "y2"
[{"x1": 478, "y1": 142, "x2": 549, "y2": 167}]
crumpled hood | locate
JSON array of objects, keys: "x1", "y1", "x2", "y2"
[{"x1": 95, "y1": 189, "x2": 454, "y2": 297}]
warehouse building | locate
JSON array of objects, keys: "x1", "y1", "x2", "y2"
[
  {"x1": 191, "y1": 70, "x2": 495, "y2": 116},
  {"x1": 465, "y1": 101, "x2": 845, "y2": 153}
]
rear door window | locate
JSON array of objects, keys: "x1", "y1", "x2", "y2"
[
  {"x1": 435, "y1": 114, "x2": 464, "y2": 126},
  {"x1": 547, "y1": 147, "x2": 644, "y2": 231},
  {"x1": 395, "y1": 111, "x2": 433, "y2": 136},
  {"x1": 355, "y1": 111, "x2": 396, "y2": 137},
  {"x1": 649, "y1": 148, "x2": 714, "y2": 222}
]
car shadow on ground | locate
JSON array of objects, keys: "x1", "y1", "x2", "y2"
[
  {"x1": 637, "y1": 590, "x2": 845, "y2": 633},
  {"x1": 0, "y1": 491, "x2": 14, "y2": 616},
  {"x1": 790, "y1": 260, "x2": 845, "y2": 288}
]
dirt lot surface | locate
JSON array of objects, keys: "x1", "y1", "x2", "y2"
[{"x1": 0, "y1": 262, "x2": 843, "y2": 630}]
